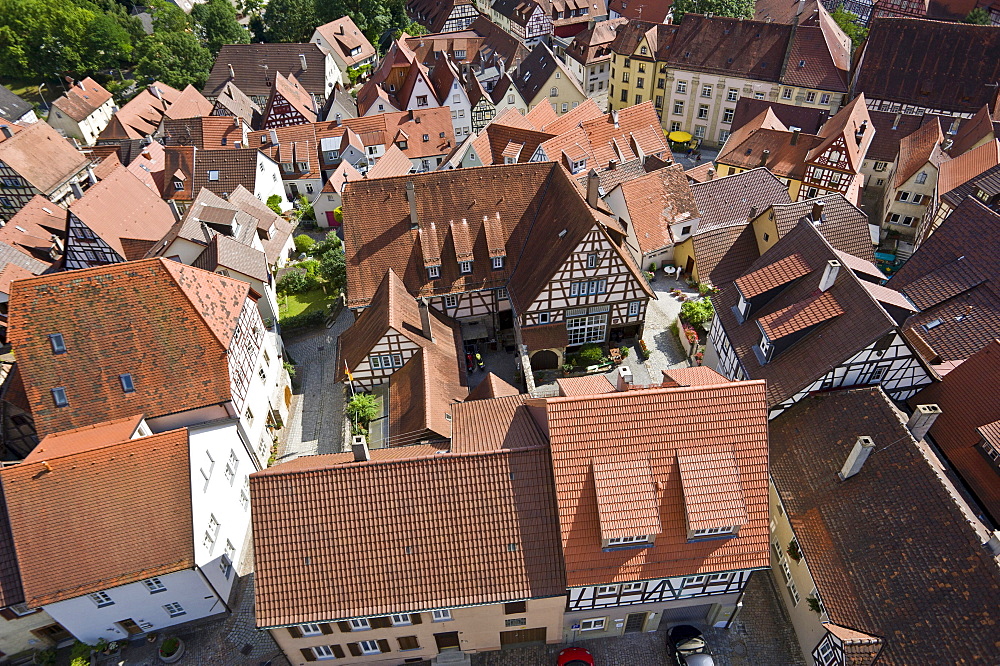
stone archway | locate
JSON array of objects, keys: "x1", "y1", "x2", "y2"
[{"x1": 530, "y1": 349, "x2": 559, "y2": 370}]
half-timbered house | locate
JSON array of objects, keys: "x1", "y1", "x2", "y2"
[
  {"x1": 0, "y1": 122, "x2": 90, "y2": 220},
  {"x1": 210, "y1": 81, "x2": 263, "y2": 129},
  {"x1": 489, "y1": 0, "x2": 553, "y2": 45},
  {"x1": 62, "y1": 164, "x2": 176, "y2": 271},
  {"x1": 261, "y1": 73, "x2": 318, "y2": 130},
  {"x1": 341, "y1": 163, "x2": 653, "y2": 372},
  {"x1": 203, "y1": 44, "x2": 342, "y2": 109},
  {"x1": 162, "y1": 146, "x2": 289, "y2": 214},
  {"x1": 407, "y1": 0, "x2": 481, "y2": 33},
  {"x1": 705, "y1": 217, "x2": 932, "y2": 419}
]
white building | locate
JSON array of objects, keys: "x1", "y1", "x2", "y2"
[{"x1": 47, "y1": 78, "x2": 115, "y2": 146}]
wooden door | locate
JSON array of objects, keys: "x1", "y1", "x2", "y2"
[
  {"x1": 499, "y1": 627, "x2": 546, "y2": 647},
  {"x1": 118, "y1": 619, "x2": 143, "y2": 635},
  {"x1": 624, "y1": 612, "x2": 646, "y2": 633},
  {"x1": 685, "y1": 256, "x2": 695, "y2": 277},
  {"x1": 434, "y1": 631, "x2": 461, "y2": 651}
]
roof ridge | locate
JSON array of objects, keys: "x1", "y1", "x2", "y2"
[{"x1": 541, "y1": 379, "x2": 766, "y2": 405}]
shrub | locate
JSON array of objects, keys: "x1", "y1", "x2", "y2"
[
  {"x1": 160, "y1": 638, "x2": 180, "y2": 657},
  {"x1": 577, "y1": 343, "x2": 604, "y2": 366},
  {"x1": 276, "y1": 269, "x2": 312, "y2": 294},
  {"x1": 620, "y1": 346, "x2": 630, "y2": 358},
  {"x1": 283, "y1": 360, "x2": 296, "y2": 377},
  {"x1": 280, "y1": 310, "x2": 325, "y2": 330},
  {"x1": 266, "y1": 194, "x2": 284, "y2": 215},
  {"x1": 69, "y1": 642, "x2": 91, "y2": 666},
  {"x1": 297, "y1": 195, "x2": 315, "y2": 221},
  {"x1": 318, "y1": 249, "x2": 346, "y2": 290},
  {"x1": 313, "y1": 230, "x2": 343, "y2": 258},
  {"x1": 294, "y1": 234, "x2": 316, "y2": 254},
  {"x1": 347, "y1": 393, "x2": 379, "y2": 428},
  {"x1": 299, "y1": 259, "x2": 320, "y2": 276},
  {"x1": 562, "y1": 363, "x2": 574, "y2": 374},
  {"x1": 680, "y1": 298, "x2": 715, "y2": 327}
]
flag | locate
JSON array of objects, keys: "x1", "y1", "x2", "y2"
[{"x1": 344, "y1": 361, "x2": 354, "y2": 382}]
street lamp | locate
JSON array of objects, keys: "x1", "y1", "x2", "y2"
[{"x1": 37, "y1": 83, "x2": 49, "y2": 112}]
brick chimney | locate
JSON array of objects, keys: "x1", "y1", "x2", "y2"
[
  {"x1": 406, "y1": 181, "x2": 418, "y2": 230},
  {"x1": 586, "y1": 168, "x2": 600, "y2": 209},
  {"x1": 791, "y1": 129, "x2": 800, "y2": 146},
  {"x1": 351, "y1": 434, "x2": 370, "y2": 462},
  {"x1": 758, "y1": 149, "x2": 770, "y2": 167},
  {"x1": 818, "y1": 259, "x2": 840, "y2": 292},
  {"x1": 906, "y1": 404, "x2": 942, "y2": 441},
  {"x1": 838, "y1": 436, "x2": 875, "y2": 480},
  {"x1": 616, "y1": 366, "x2": 633, "y2": 391},
  {"x1": 812, "y1": 200, "x2": 824, "y2": 223},
  {"x1": 418, "y1": 298, "x2": 435, "y2": 342}
]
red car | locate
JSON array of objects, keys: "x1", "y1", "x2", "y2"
[{"x1": 558, "y1": 647, "x2": 595, "y2": 666}]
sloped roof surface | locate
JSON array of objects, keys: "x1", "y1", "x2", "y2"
[
  {"x1": 0, "y1": 121, "x2": 89, "y2": 194},
  {"x1": 204, "y1": 44, "x2": 330, "y2": 98},
  {"x1": 50, "y1": 78, "x2": 113, "y2": 122},
  {"x1": 451, "y1": 394, "x2": 547, "y2": 452}
]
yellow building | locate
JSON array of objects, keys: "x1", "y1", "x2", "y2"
[{"x1": 607, "y1": 10, "x2": 851, "y2": 148}]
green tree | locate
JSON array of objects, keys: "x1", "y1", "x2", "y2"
[
  {"x1": 294, "y1": 234, "x2": 316, "y2": 254},
  {"x1": 346, "y1": 392, "x2": 379, "y2": 427},
  {"x1": 680, "y1": 298, "x2": 715, "y2": 327},
  {"x1": 964, "y1": 7, "x2": 991, "y2": 23},
  {"x1": 671, "y1": 0, "x2": 754, "y2": 21},
  {"x1": 312, "y1": 230, "x2": 342, "y2": 258},
  {"x1": 267, "y1": 194, "x2": 284, "y2": 214},
  {"x1": 0, "y1": 0, "x2": 94, "y2": 78},
  {"x1": 84, "y1": 13, "x2": 134, "y2": 70},
  {"x1": 315, "y1": 0, "x2": 410, "y2": 47},
  {"x1": 831, "y1": 8, "x2": 868, "y2": 50},
  {"x1": 192, "y1": 0, "x2": 250, "y2": 55},
  {"x1": 263, "y1": 0, "x2": 317, "y2": 42},
  {"x1": 136, "y1": 31, "x2": 213, "y2": 88},
  {"x1": 318, "y1": 249, "x2": 346, "y2": 289},
  {"x1": 147, "y1": 0, "x2": 190, "y2": 33},
  {"x1": 392, "y1": 20, "x2": 427, "y2": 40}
]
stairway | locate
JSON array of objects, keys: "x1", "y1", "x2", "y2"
[{"x1": 432, "y1": 650, "x2": 472, "y2": 665}]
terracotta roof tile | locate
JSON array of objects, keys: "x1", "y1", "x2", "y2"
[
  {"x1": 541, "y1": 381, "x2": 770, "y2": 587},
  {"x1": 162, "y1": 84, "x2": 213, "y2": 121},
  {"x1": 691, "y1": 168, "x2": 791, "y2": 232},
  {"x1": 834, "y1": 249, "x2": 884, "y2": 282},
  {"x1": 945, "y1": 104, "x2": 999, "y2": 158},
  {"x1": 1, "y1": 427, "x2": 193, "y2": 607},
  {"x1": 23, "y1": 414, "x2": 143, "y2": 463},
  {"x1": 50, "y1": 78, "x2": 112, "y2": 122},
  {"x1": 555, "y1": 375, "x2": 615, "y2": 396},
  {"x1": 769, "y1": 194, "x2": 876, "y2": 263},
  {"x1": 771, "y1": 387, "x2": 1000, "y2": 665},
  {"x1": 0, "y1": 121, "x2": 89, "y2": 195},
  {"x1": 314, "y1": 16, "x2": 376, "y2": 67},
  {"x1": 660, "y1": 366, "x2": 728, "y2": 387},
  {"x1": 729, "y1": 98, "x2": 829, "y2": 138},
  {"x1": 250, "y1": 446, "x2": 565, "y2": 625},
  {"x1": 365, "y1": 144, "x2": 413, "y2": 179},
  {"x1": 677, "y1": 444, "x2": 748, "y2": 532},
  {"x1": 690, "y1": 223, "x2": 762, "y2": 287},
  {"x1": 204, "y1": 44, "x2": 330, "y2": 100},
  {"x1": 758, "y1": 290, "x2": 845, "y2": 339},
  {"x1": 937, "y1": 138, "x2": 1000, "y2": 198},
  {"x1": 617, "y1": 164, "x2": 698, "y2": 255},
  {"x1": 211, "y1": 82, "x2": 262, "y2": 127},
  {"x1": 8, "y1": 259, "x2": 248, "y2": 436},
  {"x1": 735, "y1": 253, "x2": 811, "y2": 298},
  {"x1": 387, "y1": 347, "x2": 467, "y2": 444},
  {"x1": 893, "y1": 118, "x2": 946, "y2": 189},
  {"x1": 865, "y1": 110, "x2": 926, "y2": 163},
  {"x1": 161, "y1": 116, "x2": 244, "y2": 150},
  {"x1": 0, "y1": 479, "x2": 24, "y2": 608},
  {"x1": 520, "y1": 321, "x2": 568, "y2": 351},
  {"x1": 98, "y1": 83, "x2": 181, "y2": 141},
  {"x1": 465, "y1": 373, "x2": 520, "y2": 401},
  {"x1": 265, "y1": 72, "x2": 317, "y2": 126},
  {"x1": 451, "y1": 394, "x2": 547, "y2": 452},
  {"x1": 593, "y1": 457, "x2": 661, "y2": 540}
]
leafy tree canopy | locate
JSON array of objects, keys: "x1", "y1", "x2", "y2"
[
  {"x1": 964, "y1": 7, "x2": 991, "y2": 23},
  {"x1": 831, "y1": 8, "x2": 868, "y2": 49},
  {"x1": 192, "y1": 0, "x2": 250, "y2": 55},
  {"x1": 136, "y1": 31, "x2": 213, "y2": 89},
  {"x1": 315, "y1": 0, "x2": 411, "y2": 47},
  {"x1": 263, "y1": 0, "x2": 318, "y2": 42},
  {"x1": 671, "y1": 0, "x2": 754, "y2": 21}
]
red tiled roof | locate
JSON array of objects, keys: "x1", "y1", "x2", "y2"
[
  {"x1": 771, "y1": 387, "x2": 1000, "y2": 666},
  {"x1": 1, "y1": 427, "x2": 193, "y2": 607},
  {"x1": 661, "y1": 366, "x2": 728, "y2": 387},
  {"x1": 0, "y1": 121, "x2": 89, "y2": 195},
  {"x1": 451, "y1": 394, "x2": 547, "y2": 452},
  {"x1": 365, "y1": 144, "x2": 413, "y2": 179},
  {"x1": 618, "y1": 164, "x2": 698, "y2": 255},
  {"x1": 265, "y1": 72, "x2": 317, "y2": 125},
  {"x1": 555, "y1": 375, "x2": 615, "y2": 396},
  {"x1": 314, "y1": 16, "x2": 376, "y2": 67},
  {"x1": 735, "y1": 253, "x2": 811, "y2": 299},
  {"x1": 937, "y1": 138, "x2": 1000, "y2": 196},
  {"x1": 98, "y1": 83, "x2": 181, "y2": 141},
  {"x1": 593, "y1": 457, "x2": 661, "y2": 540},
  {"x1": 465, "y1": 373, "x2": 521, "y2": 401},
  {"x1": 758, "y1": 290, "x2": 845, "y2": 339},
  {"x1": 690, "y1": 223, "x2": 762, "y2": 287},
  {"x1": 0, "y1": 263, "x2": 34, "y2": 296},
  {"x1": 23, "y1": 414, "x2": 143, "y2": 463},
  {"x1": 50, "y1": 78, "x2": 112, "y2": 122},
  {"x1": 691, "y1": 167, "x2": 791, "y2": 232},
  {"x1": 768, "y1": 194, "x2": 876, "y2": 263},
  {"x1": 676, "y1": 444, "x2": 748, "y2": 532},
  {"x1": 250, "y1": 446, "x2": 565, "y2": 626},
  {"x1": 162, "y1": 84, "x2": 213, "y2": 121},
  {"x1": 387, "y1": 347, "x2": 467, "y2": 444},
  {"x1": 540, "y1": 380, "x2": 770, "y2": 587},
  {"x1": 893, "y1": 118, "x2": 945, "y2": 189},
  {"x1": 8, "y1": 259, "x2": 249, "y2": 436},
  {"x1": 866, "y1": 110, "x2": 927, "y2": 163},
  {"x1": 203, "y1": 44, "x2": 330, "y2": 100}
]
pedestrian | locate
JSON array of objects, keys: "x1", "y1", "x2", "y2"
[
  {"x1": 686, "y1": 146, "x2": 693, "y2": 157},
  {"x1": 695, "y1": 150, "x2": 702, "y2": 163}
]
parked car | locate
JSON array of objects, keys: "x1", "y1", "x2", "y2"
[
  {"x1": 557, "y1": 647, "x2": 595, "y2": 666},
  {"x1": 669, "y1": 625, "x2": 715, "y2": 666}
]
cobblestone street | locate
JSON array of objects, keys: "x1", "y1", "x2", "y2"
[
  {"x1": 277, "y1": 308, "x2": 354, "y2": 462},
  {"x1": 471, "y1": 572, "x2": 804, "y2": 666}
]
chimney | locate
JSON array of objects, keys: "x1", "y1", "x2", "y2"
[
  {"x1": 351, "y1": 434, "x2": 370, "y2": 462},
  {"x1": 339, "y1": 24, "x2": 345, "y2": 35},
  {"x1": 838, "y1": 435, "x2": 875, "y2": 480},
  {"x1": 791, "y1": 128, "x2": 800, "y2": 145},
  {"x1": 77, "y1": 79, "x2": 85, "y2": 91},
  {"x1": 818, "y1": 259, "x2": 840, "y2": 291},
  {"x1": 586, "y1": 169, "x2": 600, "y2": 208},
  {"x1": 87, "y1": 166, "x2": 97, "y2": 185},
  {"x1": 748, "y1": 205, "x2": 758, "y2": 220},
  {"x1": 812, "y1": 200, "x2": 824, "y2": 223},
  {"x1": 608, "y1": 159, "x2": 617, "y2": 170},
  {"x1": 707, "y1": 167, "x2": 715, "y2": 180},
  {"x1": 906, "y1": 404, "x2": 942, "y2": 441},
  {"x1": 612, "y1": 110, "x2": 619, "y2": 129},
  {"x1": 0, "y1": 125, "x2": 11, "y2": 139},
  {"x1": 151, "y1": 85, "x2": 162, "y2": 100},
  {"x1": 167, "y1": 199, "x2": 182, "y2": 222},
  {"x1": 418, "y1": 298, "x2": 435, "y2": 342},
  {"x1": 269, "y1": 129, "x2": 279, "y2": 145},
  {"x1": 758, "y1": 149, "x2": 770, "y2": 167},
  {"x1": 406, "y1": 181, "x2": 419, "y2": 230},
  {"x1": 985, "y1": 531, "x2": 1000, "y2": 557},
  {"x1": 299, "y1": 54, "x2": 308, "y2": 71},
  {"x1": 891, "y1": 113, "x2": 901, "y2": 130},
  {"x1": 616, "y1": 366, "x2": 633, "y2": 392},
  {"x1": 228, "y1": 63, "x2": 235, "y2": 79},
  {"x1": 70, "y1": 181, "x2": 84, "y2": 200}
]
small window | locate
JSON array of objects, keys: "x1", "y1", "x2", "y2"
[
  {"x1": 428, "y1": 265, "x2": 440, "y2": 279},
  {"x1": 628, "y1": 301, "x2": 640, "y2": 317},
  {"x1": 587, "y1": 253, "x2": 598, "y2": 268},
  {"x1": 923, "y1": 318, "x2": 943, "y2": 331},
  {"x1": 225, "y1": 450, "x2": 239, "y2": 484},
  {"x1": 580, "y1": 618, "x2": 606, "y2": 631},
  {"x1": 300, "y1": 623, "x2": 323, "y2": 637},
  {"x1": 398, "y1": 635, "x2": 420, "y2": 650},
  {"x1": 49, "y1": 333, "x2": 65, "y2": 354},
  {"x1": 432, "y1": 609, "x2": 452, "y2": 622},
  {"x1": 504, "y1": 601, "x2": 527, "y2": 614},
  {"x1": 142, "y1": 578, "x2": 166, "y2": 594},
  {"x1": 623, "y1": 582, "x2": 644, "y2": 593},
  {"x1": 492, "y1": 256, "x2": 504, "y2": 270},
  {"x1": 173, "y1": 180, "x2": 184, "y2": 191},
  {"x1": 312, "y1": 645, "x2": 335, "y2": 659},
  {"x1": 444, "y1": 294, "x2": 458, "y2": 308},
  {"x1": 608, "y1": 535, "x2": 649, "y2": 546},
  {"x1": 782, "y1": 88, "x2": 792, "y2": 100},
  {"x1": 359, "y1": 640, "x2": 381, "y2": 655},
  {"x1": 459, "y1": 260, "x2": 472, "y2": 274},
  {"x1": 805, "y1": 91, "x2": 816, "y2": 103},
  {"x1": 208, "y1": 170, "x2": 220, "y2": 181},
  {"x1": 51, "y1": 387, "x2": 68, "y2": 408},
  {"x1": 692, "y1": 526, "x2": 734, "y2": 538},
  {"x1": 350, "y1": 618, "x2": 371, "y2": 631},
  {"x1": 163, "y1": 602, "x2": 186, "y2": 618},
  {"x1": 727, "y1": 89, "x2": 738, "y2": 102},
  {"x1": 538, "y1": 312, "x2": 551, "y2": 325},
  {"x1": 119, "y1": 373, "x2": 135, "y2": 393},
  {"x1": 89, "y1": 591, "x2": 114, "y2": 607},
  {"x1": 390, "y1": 614, "x2": 412, "y2": 626}
]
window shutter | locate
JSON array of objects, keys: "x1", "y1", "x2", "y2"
[
  {"x1": 300, "y1": 648, "x2": 317, "y2": 662},
  {"x1": 347, "y1": 642, "x2": 362, "y2": 657},
  {"x1": 371, "y1": 616, "x2": 392, "y2": 629},
  {"x1": 410, "y1": 612, "x2": 422, "y2": 624},
  {"x1": 287, "y1": 626, "x2": 302, "y2": 639},
  {"x1": 337, "y1": 621, "x2": 352, "y2": 633},
  {"x1": 332, "y1": 645, "x2": 345, "y2": 658},
  {"x1": 377, "y1": 639, "x2": 391, "y2": 653},
  {"x1": 0, "y1": 608, "x2": 16, "y2": 621},
  {"x1": 895, "y1": 191, "x2": 903, "y2": 201},
  {"x1": 320, "y1": 623, "x2": 334, "y2": 635}
]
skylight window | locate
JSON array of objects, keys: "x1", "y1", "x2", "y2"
[
  {"x1": 923, "y1": 318, "x2": 943, "y2": 331},
  {"x1": 208, "y1": 170, "x2": 220, "y2": 181},
  {"x1": 49, "y1": 333, "x2": 65, "y2": 354},
  {"x1": 52, "y1": 387, "x2": 68, "y2": 408},
  {"x1": 120, "y1": 373, "x2": 135, "y2": 393}
]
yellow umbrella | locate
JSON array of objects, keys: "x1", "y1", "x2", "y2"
[{"x1": 667, "y1": 130, "x2": 693, "y2": 143}]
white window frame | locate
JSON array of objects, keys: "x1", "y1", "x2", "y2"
[
  {"x1": 459, "y1": 260, "x2": 472, "y2": 274},
  {"x1": 428, "y1": 265, "x2": 440, "y2": 279},
  {"x1": 587, "y1": 253, "x2": 598, "y2": 268},
  {"x1": 390, "y1": 614, "x2": 412, "y2": 626},
  {"x1": 359, "y1": 640, "x2": 380, "y2": 655},
  {"x1": 142, "y1": 578, "x2": 166, "y2": 594},
  {"x1": 701, "y1": 85, "x2": 712, "y2": 98},
  {"x1": 567, "y1": 313, "x2": 607, "y2": 346},
  {"x1": 781, "y1": 88, "x2": 792, "y2": 100},
  {"x1": 89, "y1": 591, "x2": 114, "y2": 607},
  {"x1": 492, "y1": 256, "x2": 504, "y2": 269},
  {"x1": 628, "y1": 301, "x2": 640, "y2": 317},
  {"x1": 537, "y1": 312, "x2": 551, "y2": 325},
  {"x1": 163, "y1": 602, "x2": 186, "y2": 618},
  {"x1": 580, "y1": 617, "x2": 606, "y2": 631},
  {"x1": 300, "y1": 623, "x2": 323, "y2": 637},
  {"x1": 349, "y1": 618, "x2": 371, "y2": 631},
  {"x1": 692, "y1": 525, "x2": 733, "y2": 538},
  {"x1": 676, "y1": 81, "x2": 687, "y2": 94},
  {"x1": 444, "y1": 294, "x2": 458, "y2": 309},
  {"x1": 312, "y1": 645, "x2": 335, "y2": 659},
  {"x1": 607, "y1": 535, "x2": 648, "y2": 546},
  {"x1": 727, "y1": 88, "x2": 738, "y2": 101},
  {"x1": 622, "y1": 582, "x2": 644, "y2": 593},
  {"x1": 432, "y1": 609, "x2": 452, "y2": 622}
]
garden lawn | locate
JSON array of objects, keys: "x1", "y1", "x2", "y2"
[{"x1": 278, "y1": 287, "x2": 337, "y2": 319}]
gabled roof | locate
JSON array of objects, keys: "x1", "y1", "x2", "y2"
[
  {"x1": 555, "y1": 375, "x2": 616, "y2": 397},
  {"x1": 193, "y1": 233, "x2": 269, "y2": 282},
  {"x1": 771, "y1": 386, "x2": 1000, "y2": 666},
  {"x1": 608, "y1": 0, "x2": 672, "y2": 22},
  {"x1": 893, "y1": 118, "x2": 946, "y2": 189},
  {"x1": 538, "y1": 380, "x2": 769, "y2": 587},
  {"x1": 565, "y1": 18, "x2": 628, "y2": 67},
  {"x1": 865, "y1": 110, "x2": 927, "y2": 164},
  {"x1": 341, "y1": 108, "x2": 456, "y2": 160},
  {"x1": 616, "y1": 164, "x2": 699, "y2": 255},
  {"x1": 387, "y1": 347, "x2": 467, "y2": 444},
  {"x1": 211, "y1": 81, "x2": 262, "y2": 128},
  {"x1": 313, "y1": 16, "x2": 376, "y2": 67},
  {"x1": 512, "y1": 42, "x2": 584, "y2": 106},
  {"x1": 780, "y1": 8, "x2": 850, "y2": 93},
  {"x1": 465, "y1": 373, "x2": 520, "y2": 401},
  {"x1": 713, "y1": 219, "x2": 899, "y2": 407},
  {"x1": 8, "y1": 259, "x2": 249, "y2": 436},
  {"x1": 804, "y1": 94, "x2": 872, "y2": 173},
  {"x1": 0, "y1": 195, "x2": 64, "y2": 267},
  {"x1": 227, "y1": 186, "x2": 296, "y2": 265},
  {"x1": 50, "y1": 78, "x2": 113, "y2": 122},
  {"x1": 204, "y1": 44, "x2": 331, "y2": 99},
  {"x1": 888, "y1": 197, "x2": 1000, "y2": 363},
  {"x1": 0, "y1": 121, "x2": 89, "y2": 195},
  {"x1": 1, "y1": 426, "x2": 193, "y2": 607},
  {"x1": 250, "y1": 445, "x2": 564, "y2": 626},
  {"x1": 365, "y1": 144, "x2": 413, "y2": 179},
  {"x1": 408, "y1": 0, "x2": 480, "y2": 33},
  {"x1": 729, "y1": 98, "x2": 830, "y2": 138},
  {"x1": 163, "y1": 146, "x2": 270, "y2": 201},
  {"x1": 946, "y1": 103, "x2": 1000, "y2": 158},
  {"x1": 0, "y1": 478, "x2": 25, "y2": 608},
  {"x1": 691, "y1": 167, "x2": 791, "y2": 232},
  {"x1": 937, "y1": 138, "x2": 1000, "y2": 200},
  {"x1": 854, "y1": 17, "x2": 1000, "y2": 115},
  {"x1": 0, "y1": 85, "x2": 32, "y2": 123},
  {"x1": 768, "y1": 194, "x2": 876, "y2": 263},
  {"x1": 910, "y1": 339, "x2": 1000, "y2": 523},
  {"x1": 160, "y1": 116, "x2": 244, "y2": 150},
  {"x1": 162, "y1": 85, "x2": 213, "y2": 121},
  {"x1": 97, "y1": 83, "x2": 181, "y2": 141},
  {"x1": 265, "y1": 72, "x2": 317, "y2": 125}
]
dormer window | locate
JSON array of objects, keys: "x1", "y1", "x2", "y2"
[
  {"x1": 397, "y1": 140, "x2": 408, "y2": 149},
  {"x1": 416, "y1": 95, "x2": 428, "y2": 107},
  {"x1": 459, "y1": 261, "x2": 472, "y2": 274},
  {"x1": 691, "y1": 526, "x2": 736, "y2": 539},
  {"x1": 173, "y1": 180, "x2": 184, "y2": 191},
  {"x1": 757, "y1": 328, "x2": 773, "y2": 362},
  {"x1": 428, "y1": 265, "x2": 440, "y2": 279},
  {"x1": 52, "y1": 387, "x2": 68, "y2": 408},
  {"x1": 119, "y1": 373, "x2": 135, "y2": 393},
  {"x1": 735, "y1": 291, "x2": 750, "y2": 322},
  {"x1": 607, "y1": 535, "x2": 650, "y2": 547},
  {"x1": 571, "y1": 158, "x2": 586, "y2": 173},
  {"x1": 49, "y1": 333, "x2": 65, "y2": 354},
  {"x1": 492, "y1": 256, "x2": 504, "y2": 270}
]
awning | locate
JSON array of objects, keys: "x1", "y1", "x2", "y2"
[{"x1": 667, "y1": 131, "x2": 693, "y2": 143}]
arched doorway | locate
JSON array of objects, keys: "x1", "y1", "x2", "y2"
[{"x1": 531, "y1": 349, "x2": 559, "y2": 370}]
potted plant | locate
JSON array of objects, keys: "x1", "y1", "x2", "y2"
[
  {"x1": 787, "y1": 538, "x2": 803, "y2": 562},
  {"x1": 562, "y1": 363, "x2": 574, "y2": 375},
  {"x1": 807, "y1": 596, "x2": 823, "y2": 614},
  {"x1": 159, "y1": 637, "x2": 185, "y2": 664},
  {"x1": 620, "y1": 346, "x2": 630, "y2": 359}
]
